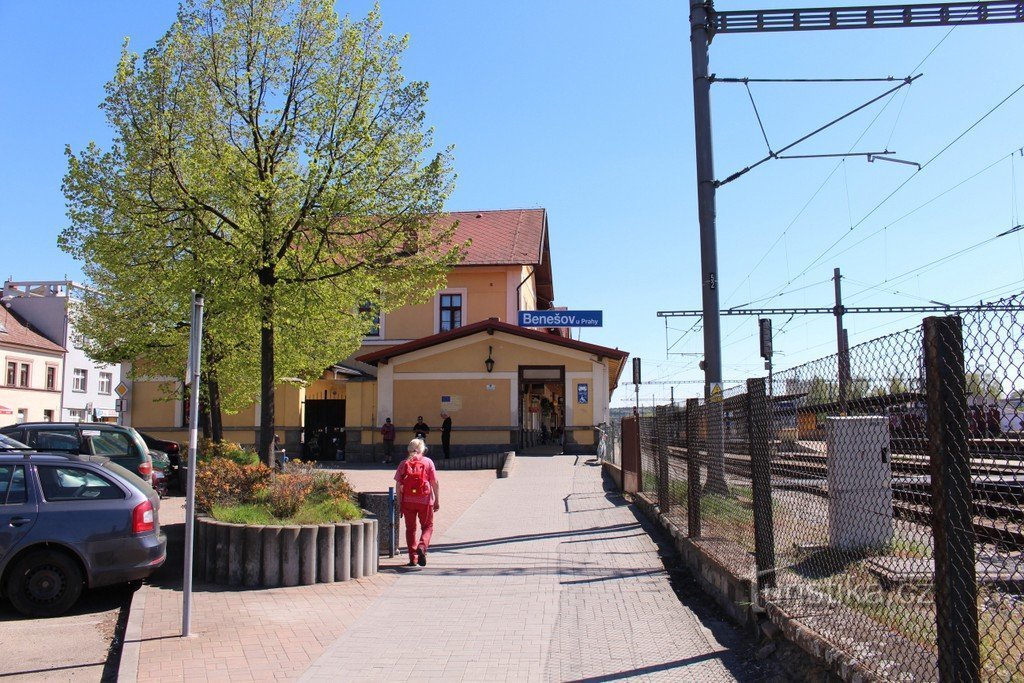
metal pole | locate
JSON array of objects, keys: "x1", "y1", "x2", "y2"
[
  {"x1": 690, "y1": 0, "x2": 728, "y2": 495},
  {"x1": 834, "y1": 267, "x2": 849, "y2": 413},
  {"x1": 388, "y1": 486, "x2": 396, "y2": 558},
  {"x1": 182, "y1": 292, "x2": 204, "y2": 637},
  {"x1": 924, "y1": 315, "x2": 979, "y2": 681}
]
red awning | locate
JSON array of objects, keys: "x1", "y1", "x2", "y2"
[{"x1": 0, "y1": 405, "x2": 12, "y2": 415}]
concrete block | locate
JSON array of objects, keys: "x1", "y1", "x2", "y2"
[
  {"x1": 350, "y1": 520, "x2": 365, "y2": 580},
  {"x1": 261, "y1": 527, "x2": 281, "y2": 587},
  {"x1": 228, "y1": 524, "x2": 244, "y2": 586},
  {"x1": 280, "y1": 526, "x2": 301, "y2": 587},
  {"x1": 317, "y1": 525, "x2": 335, "y2": 583},
  {"x1": 243, "y1": 526, "x2": 263, "y2": 587},
  {"x1": 335, "y1": 523, "x2": 351, "y2": 582},
  {"x1": 299, "y1": 526, "x2": 317, "y2": 585}
]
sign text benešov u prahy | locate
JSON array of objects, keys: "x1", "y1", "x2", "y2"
[{"x1": 518, "y1": 310, "x2": 603, "y2": 327}]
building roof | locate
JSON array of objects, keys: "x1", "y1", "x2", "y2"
[
  {"x1": 356, "y1": 318, "x2": 629, "y2": 389},
  {"x1": 440, "y1": 209, "x2": 554, "y2": 308},
  {"x1": 0, "y1": 306, "x2": 65, "y2": 354}
]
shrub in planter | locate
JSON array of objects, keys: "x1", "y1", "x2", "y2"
[
  {"x1": 195, "y1": 457, "x2": 272, "y2": 513},
  {"x1": 198, "y1": 438, "x2": 259, "y2": 466}
]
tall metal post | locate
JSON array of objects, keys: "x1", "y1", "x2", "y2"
[
  {"x1": 182, "y1": 292, "x2": 204, "y2": 637},
  {"x1": 924, "y1": 315, "x2": 979, "y2": 681},
  {"x1": 690, "y1": 0, "x2": 729, "y2": 494},
  {"x1": 834, "y1": 267, "x2": 850, "y2": 413}
]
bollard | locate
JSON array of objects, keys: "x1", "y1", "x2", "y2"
[
  {"x1": 317, "y1": 525, "x2": 335, "y2": 583},
  {"x1": 261, "y1": 527, "x2": 281, "y2": 587},
  {"x1": 204, "y1": 520, "x2": 218, "y2": 581},
  {"x1": 215, "y1": 523, "x2": 230, "y2": 584},
  {"x1": 335, "y1": 524, "x2": 352, "y2": 582},
  {"x1": 280, "y1": 526, "x2": 301, "y2": 587},
  {"x1": 243, "y1": 526, "x2": 263, "y2": 587},
  {"x1": 363, "y1": 519, "x2": 376, "y2": 576},
  {"x1": 299, "y1": 526, "x2": 317, "y2": 585},
  {"x1": 350, "y1": 520, "x2": 365, "y2": 580}
]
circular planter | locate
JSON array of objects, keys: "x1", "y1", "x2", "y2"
[{"x1": 195, "y1": 515, "x2": 378, "y2": 587}]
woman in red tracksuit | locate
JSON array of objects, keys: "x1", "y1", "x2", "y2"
[{"x1": 394, "y1": 438, "x2": 440, "y2": 567}]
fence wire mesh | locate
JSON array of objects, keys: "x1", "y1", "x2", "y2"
[{"x1": 628, "y1": 297, "x2": 1024, "y2": 682}]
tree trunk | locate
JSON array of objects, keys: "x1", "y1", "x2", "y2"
[
  {"x1": 258, "y1": 272, "x2": 276, "y2": 467},
  {"x1": 208, "y1": 372, "x2": 224, "y2": 442}
]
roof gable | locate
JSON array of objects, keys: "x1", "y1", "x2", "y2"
[{"x1": 0, "y1": 307, "x2": 66, "y2": 354}]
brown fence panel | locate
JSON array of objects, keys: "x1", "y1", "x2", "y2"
[{"x1": 620, "y1": 416, "x2": 640, "y2": 493}]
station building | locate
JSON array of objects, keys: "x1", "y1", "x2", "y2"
[{"x1": 124, "y1": 209, "x2": 628, "y2": 458}]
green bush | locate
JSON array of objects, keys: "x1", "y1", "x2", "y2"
[
  {"x1": 200, "y1": 456, "x2": 360, "y2": 524},
  {"x1": 198, "y1": 438, "x2": 259, "y2": 466}
]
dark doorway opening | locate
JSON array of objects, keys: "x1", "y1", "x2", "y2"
[
  {"x1": 304, "y1": 399, "x2": 345, "y2": 460},
  {"x1": 519, "y1": 366, "x2": 564, "y2": 450}
]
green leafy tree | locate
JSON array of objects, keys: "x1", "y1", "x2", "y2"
[
  {"x1": 965, "y1": 371, "x2": 1004, "y2": 401},
  {"x1": 61, "y1": 0, "x2": 463, "y2": 464}
]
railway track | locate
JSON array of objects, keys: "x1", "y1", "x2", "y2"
[{"x1": 658, "y1": 445, "x2": 1024, "y2": 549}]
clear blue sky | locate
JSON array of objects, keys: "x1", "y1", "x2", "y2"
[{"x1": 2, "y1": 1, "x2": 1022, "y2": 407}]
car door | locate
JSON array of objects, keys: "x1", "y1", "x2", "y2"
[
  {"x1": 0, "y1": 463, "x2": 38, "y2": 563},
  {"x1": 33, "y1": 464, "x2": 131, "y2": 575}
]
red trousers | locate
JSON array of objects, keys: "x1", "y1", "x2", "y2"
[{"x1": 402, "y1": 502, "x2": 434, "y2": 560}]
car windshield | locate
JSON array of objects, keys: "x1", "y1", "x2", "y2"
[{"x1": 0, "y1": 433, "x2": 30, "y2": 450}]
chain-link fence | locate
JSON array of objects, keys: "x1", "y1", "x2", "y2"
[{"x1": 630, "y1": 295, "x2": 1024, "y2": 682}]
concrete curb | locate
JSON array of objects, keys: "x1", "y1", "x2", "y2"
[
  {"x1": 498, "y1": 451, "x2": 516, "y2": 478},
  {"x1": 116, "y1": 582, "x2": 147, "y2": 683}
]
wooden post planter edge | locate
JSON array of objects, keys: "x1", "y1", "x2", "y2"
[{"x1": 194, "y1": 512, "x2": 377, "y2": 587}]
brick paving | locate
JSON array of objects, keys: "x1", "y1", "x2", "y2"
[
  {"x1": 301, "y1": 455, "x2": 744, "y2": 682},
  {"x1": 121, "y1": 465, "x2": 496, "y2": 682},
  {"x1": 122, "y1": 455, "x2": 750, "y2": 682}
]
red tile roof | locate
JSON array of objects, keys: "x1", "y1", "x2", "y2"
[
  {"x1": 0, "y1": 307, "x2": 65, "y2": 354},
  {"x1": 440, "y1": 209, "x2": 547, "y2": 265}
]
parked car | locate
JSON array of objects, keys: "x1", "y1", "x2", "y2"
[
  {"x1": 138, "y1": 432, "x2": 184, "y2": 493},
  {"x1": 148, "y1": 449, "x2": 171, "y2": 498},
  {"x1": 0, "y1": 448, "x2": 167, "y2": 617},
  {"x1": 0, "y1": 423, "x2": 154, "y2": 486}
]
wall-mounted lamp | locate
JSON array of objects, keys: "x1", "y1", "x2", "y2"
[{"x1": 484, "y1": 345, "x2": 495, "y2": 373}]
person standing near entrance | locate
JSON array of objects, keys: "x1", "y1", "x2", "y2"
[
  {"x1": 413, "y1": 416, "x2": 430, "y2": 441},
  {"x1": 440, "y1": 412, "x2": 452, "y2": 459},
  {"x1": 394, "y1": 438, "x2": 440, "y2": 566},
  {"x1": 380, "y1": 417, "x2": 396, "y2": 464}
]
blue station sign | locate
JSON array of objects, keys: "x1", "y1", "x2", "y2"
[{"x1": 518, "y1": 310, "x2": 603, "y2": 327}]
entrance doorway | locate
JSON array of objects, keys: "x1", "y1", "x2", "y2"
[
  {"x1": 519, "y1": 366, "x2": 564, "y2": 450},
  {"x1": 304, "y1": 399, "x2": 345, "y2": 460}
]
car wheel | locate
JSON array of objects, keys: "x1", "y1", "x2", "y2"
[{"x1": 5, "y1": 550, "x2": 84, "y2": 618}]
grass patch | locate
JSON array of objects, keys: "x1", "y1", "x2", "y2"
[{"x1": 212, "y1": 498, "x2": 363, "y2": 525}]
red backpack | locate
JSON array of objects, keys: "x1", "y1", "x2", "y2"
[{"x1": 403, "y1": 457, "x2": 429, "y2": 498}]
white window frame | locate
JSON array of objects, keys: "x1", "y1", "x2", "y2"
[
  {"x1": 46, "y1": 364, "x2": 59, "y2": 391},
  {"x1": 72, "y1": 368, "x2": 88, "y2": 393},
  {"x1": 6, "y1": 361, "x2": 16, "y2": 386},
  {"x1": 18, "y1": 362, "x2": 30, "y2": 388},
  {"x1": 434, "y1": 287, "x2": 467, "y2": 334},
  {"x1": 98, "y1": 372, "x2": 113, "y2": 395}
]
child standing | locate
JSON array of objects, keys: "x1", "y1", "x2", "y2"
[{"x1": 394, "y1": 438, "x2": 440, "y2": 566}]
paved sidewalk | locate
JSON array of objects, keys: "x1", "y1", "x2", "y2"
[
  {"x1": 302, "y1": 455, "x2": 746, "y2": 682},
  {"x1": 122, "y1": 455, "x2": 754, "y2": 681}
]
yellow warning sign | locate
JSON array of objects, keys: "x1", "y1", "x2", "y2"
[{"x1": 709, "y1": 383, "x2": 723, "y2": 403}]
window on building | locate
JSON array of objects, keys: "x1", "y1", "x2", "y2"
[
  {"x1": 99, "y1": 372, "x2": 112, "y2": 395},
  {"x1": 43, "y1": 409, "x2": 54, "y2": 422},
  {"x1": 73, "y1": 368, "x2": 88, "y2": 392},
  {"x1": 5, "y1": 362, "x2": 15, "y2": 386},
  {"x1": 67, "y1": 408, "x2": 85, "y2": 422},
  {"x1": 16, "y1": 409, "x2": 27, "y2": 425},
  {"x1": 358, "y1": 302, "x2": 380, "y2": 337},
  {"x1": 439, "y1": 293, "x2": 463, "y2": 332},
  {"x1": 18, "y1": 363, "x2": 29, "y2": 388},
  {"x1": 46, "y1": 366, "x2": 57, "y2": 390}
]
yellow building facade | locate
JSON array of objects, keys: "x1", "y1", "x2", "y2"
[{"x1": 124, "y1": 209, "x2": 628, "y2": 458}]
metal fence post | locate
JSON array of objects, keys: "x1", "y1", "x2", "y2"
[
  {"x1": 686, "y1": 398, "x2": 701, "y2": 538},
  {"x1": 656, "y1": 411, "x2": 670, "y2": 513},
  {"x1": 923, "y1": 315, "x2": 979, "y2": 682},
  {"x1": 747, "y1": 378, "x2": 776, "y2": 591}
]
